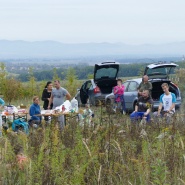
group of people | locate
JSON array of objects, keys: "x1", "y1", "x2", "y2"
[
  {"x1": 113, "y1": 75, "x2": 176, "y2": 123},
  {"x1": 1, "y1": 75, "x2": 176, "y2": 133},
  {"x1": 29, "y1": 80, "x2": 71, "y2": 129}
]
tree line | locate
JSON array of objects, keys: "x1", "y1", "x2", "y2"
[
  {"x1": 17, "y1": 63, "x2": 148, "y2": 82},
  {"x1": 18, "y1": 61, "x2": 185, "y2": 82},
  {"x1": 0, "y1": 61, "x2": 185, "y2": 104},
  {"x1": 0, "y1": 64, "x2": 81, "y2": 104}
]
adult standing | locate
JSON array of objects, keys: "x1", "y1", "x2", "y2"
[
  {"x1": 48, "y1": 80, "x2": 71, "y2": 129},
  {"x1": 138, "y1": 75, "x2": 152, "y2": 97},
  {"x1": 42, "y1": 81, "x2": 53, "y2": 122}
]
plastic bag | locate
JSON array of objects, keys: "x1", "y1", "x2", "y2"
[
  {"x1": 70, "y1": 97, "x2": 78, "y2": 113},
  {"x1": 54, "y1": 100, "x2": 72, "y2": 113}
]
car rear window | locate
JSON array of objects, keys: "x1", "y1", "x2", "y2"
[
  {"x1": 146, "y1": 66, "x2": 175, "y2": 76},
  {"x1": 96, "y1": 68, "x2": 118, "y2": 79}
]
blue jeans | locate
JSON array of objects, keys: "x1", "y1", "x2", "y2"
[
  {"x1": 28, "y1": 119, "x2": 41, "y2": 127},
  {"x1": 130, "y1": 112, "x2": 150, "y2": 122},
  {"x1": 115, "y1": 95, "x2": 126, "y2": 111}
]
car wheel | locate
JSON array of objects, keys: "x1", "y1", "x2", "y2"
[{"x1": 89, "y1": 97, "x2": 96, "y2": 106}]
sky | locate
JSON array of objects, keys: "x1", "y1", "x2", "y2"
[{"x1": 0, "y1": 0, "x2": 185, "y2": 44}]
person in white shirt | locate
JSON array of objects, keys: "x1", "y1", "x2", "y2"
[{"x1": 153, "y1": 83, "x2": 176, "y2": 123}]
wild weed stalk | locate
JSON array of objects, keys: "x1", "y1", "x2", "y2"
[{"x1": 0, "y1": 105, "x2": 185, "y2": 184}]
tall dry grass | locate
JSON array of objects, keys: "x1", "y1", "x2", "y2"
[{"x1": 0, "y1": 105, "x2": 185, "y2": 184}]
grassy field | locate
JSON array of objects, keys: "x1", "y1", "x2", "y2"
[
  {"x1": 0, "y1": 67, "x2": 185, "y2": 184},
  {"x1": 0, "y1": 104, "x2": 185, "y2": 184}
]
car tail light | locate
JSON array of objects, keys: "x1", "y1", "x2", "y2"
[
  {"x1": 171, "y1": 82, "x2": 181, "y2": 99},
  {"x1": 94, "y1": 86, "x2": 100, "y2": 94}
]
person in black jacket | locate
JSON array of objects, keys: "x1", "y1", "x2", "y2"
[
  {"x1": 42, "y1": 81, "x2": 53, "y2": 121},
  {"x1": 130, "y1": 90, "x2": 153, "y2": 123}
]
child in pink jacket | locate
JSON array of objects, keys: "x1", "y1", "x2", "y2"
[{"x1": 113, "y1": 79, "x2": 126, "y2": 114}]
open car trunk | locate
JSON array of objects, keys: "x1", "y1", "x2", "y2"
[
  {"x1": 151, "y1": 81, "x2": 179, "y2": 101},
  {"x1": 93, "y1": 62, "x2": 119, "y2": 94},
  {"x1": 144, "y1": 62, "x2": 178, "y2": 79},
  {"x1": 96, "y1": 79, "x2": 117, "y2": 94}
]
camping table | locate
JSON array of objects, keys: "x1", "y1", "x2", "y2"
[
  {"x1": 13, "y1": 112, "x2": 29, "y2": 121},
  {"x1": 35, "y1": 112, "x2": 79, "y2": 125},
  {"x1": 2, "y1": 112, "x2": 29, "y2": 123}
]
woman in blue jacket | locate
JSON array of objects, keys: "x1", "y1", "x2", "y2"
[{"x1": 29, "y1": 96, "x2": 42, "y2": 126}]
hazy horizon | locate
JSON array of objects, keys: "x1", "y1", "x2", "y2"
[
  {"x1": 0, "y1": 40, "x2": 185, "y2": 59},
  {"x1": 1, "y1": 39, "x2": 185, "y2": 45}
]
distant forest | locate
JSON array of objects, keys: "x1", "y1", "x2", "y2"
[{"x1": 18, "y1": 61, "x2": 185, "y2": 82}]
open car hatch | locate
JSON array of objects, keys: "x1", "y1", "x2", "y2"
[
  {"x1": 144, "y1": 62, "x2": 178, "y2": 79},
  {"x1": 94, "y1": 62, "x2": 120, "y2": 82}
]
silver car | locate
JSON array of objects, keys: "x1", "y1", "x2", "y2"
[
  {"x1": 105, "y1": 62, "x2": 182, "y2": 112},
  {"x1": 75, "y1": 62, "x2": 120, "y2": 106}
]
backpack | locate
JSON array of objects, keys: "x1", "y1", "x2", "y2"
[{"x1": 12, "y1": 118, "x2": 29, "y2": 134}]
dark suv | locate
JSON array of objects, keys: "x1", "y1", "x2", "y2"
[{"x1": 75, "y1": 62, "x2": 120, "y2": 106}]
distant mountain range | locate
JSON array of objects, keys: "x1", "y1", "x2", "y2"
[{"x1": 0, "y1": 40, "x2": 185, "y2": 59}]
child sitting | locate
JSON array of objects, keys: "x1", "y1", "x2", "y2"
[{"x1": 113, "y1": 79, "x2": 126, "y2": 114}]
